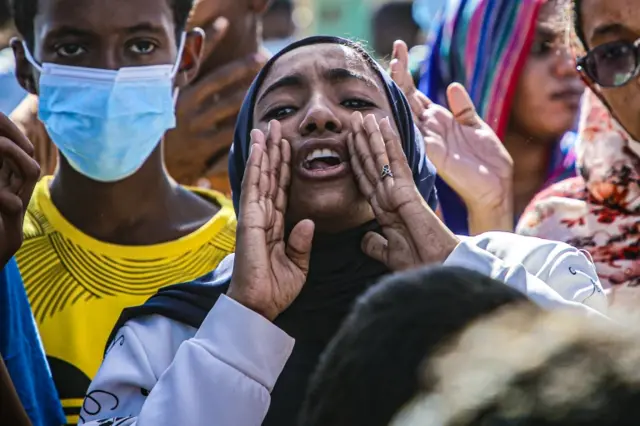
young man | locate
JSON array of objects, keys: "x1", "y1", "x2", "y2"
[
  {"x1": 10, "y1": 0, "x2": 271, "y2": 194},
  {"x1": 10, "y1": 0, "x2": 237, "y2": 423}
]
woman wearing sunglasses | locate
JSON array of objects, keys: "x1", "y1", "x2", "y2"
[{"x1": 518, "y1": 0, "x2": 640, "y2": 306}]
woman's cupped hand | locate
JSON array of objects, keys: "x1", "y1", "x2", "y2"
[
  {"x1": 348, "y1": 112, "x2": 460, "y2": 271},
  {"x1": 227, "y1": 120, "x2": 315, "y2": 321}
]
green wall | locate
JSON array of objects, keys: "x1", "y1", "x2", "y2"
[{"x1": 311, "y1": 0, "x2": 372, "y2": 44}]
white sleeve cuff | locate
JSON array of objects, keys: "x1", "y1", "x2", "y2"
[
  {"x1": 194, "y1": 294, "x2": 295, "y2": 392},
  {"x1": 443, "y1": 240, "x2": 598, "y2": 314}
]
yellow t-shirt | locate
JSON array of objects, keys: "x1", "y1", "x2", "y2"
[{"x1": 16, "y1": 177, "x2": 237, "y2": 425}]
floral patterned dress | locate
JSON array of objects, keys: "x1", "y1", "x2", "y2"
[{"x1": 517, "y1": 89, "x2": 640, "y2": 306}]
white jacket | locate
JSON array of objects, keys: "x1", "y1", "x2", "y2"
[{"x1": 80, "y1": 233, "x2": 607, "y2": 426}]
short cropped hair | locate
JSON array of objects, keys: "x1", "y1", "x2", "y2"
[
  {"x1": 394, "y1": 307, "x2": 640, "y2": 426},
  {"x1": 11, "y1": 0, "x2": 193, "y2": 49},
  {"x1": 299, "y1": 266, "x2": 533, "y2": 426}
]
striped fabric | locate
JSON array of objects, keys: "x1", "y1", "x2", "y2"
[
  {"x1": 420, "y1": 0, "x2": 543, "y2": 139},
  {"x1": 419, "y1": 0, "x2": 578, "y2": 235}
]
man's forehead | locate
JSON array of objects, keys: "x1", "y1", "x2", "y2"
[{"x1": 35, "y1": 0, "x2": 173, "y2": 30}]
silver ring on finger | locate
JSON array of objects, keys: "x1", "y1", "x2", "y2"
[{"x1": 381, "y1": 164, "x2": 393, "y2": 180}]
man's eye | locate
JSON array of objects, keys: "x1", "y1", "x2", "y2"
[
  {"x1": 129, "y1": 41, "x2": 157, "y2": 55},
  {"x1": 56, "y1": 44, "x2": 86, "y2": 58}
]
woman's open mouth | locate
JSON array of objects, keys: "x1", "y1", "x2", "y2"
[{"x1": 296, "y1": 144, "x2": 350, "y2": 181}]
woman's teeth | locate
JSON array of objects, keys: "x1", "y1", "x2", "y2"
[
  {"x1": 305, "y1": 148, "x2": 341, "y2": 162},
  {"x1": 304, "y1": 148, "x2": 342, "y2": 170}
]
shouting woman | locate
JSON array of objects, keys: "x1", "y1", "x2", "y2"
[{"x1": 79, "y1": 37, "x2": 605, "y2": 426}]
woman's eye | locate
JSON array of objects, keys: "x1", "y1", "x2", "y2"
[
  {"x1": 56, "y1": 44, "x2": 86, "y2": 58},
  {"x1": 265, "y1": 106, "x2": 296, "y2": 121},
  {"x1": 129, "y1": 41, "x2": 157, "y2": 55},
  {"x1": 531, "y1": 40, "x2": 554, "y2": 56},
  {"x1": 602, "y1": 45, "x2": 631, "y2": 60},
  {"x1": 342, "y1": 99, "x2": 375, "y2": 109}
]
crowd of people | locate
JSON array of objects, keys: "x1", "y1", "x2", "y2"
[{"x1": 0, "y1": 0, "x2": 637, "y2": 425}]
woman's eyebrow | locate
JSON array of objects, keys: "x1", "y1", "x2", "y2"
[
  {"x1": 258, "y1": 74, "x2": 305, "y2": 103},
  {"x1": 535, "y1": 25, "x2": 559, "y2": 39},
  {"x1": 590, "y1": 22, "x2": 626, "y2": 42},
  {"x1": 324, "y1": 68, "x2": 380, "y2": 89}
]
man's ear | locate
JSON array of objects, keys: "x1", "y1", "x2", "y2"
[
  {"x1": 10, "y1": 38, "x2": 38, "y2": 95},
  {"x1": 250, "y1": 0, "x2": 272, "y2": 15},
  {"x1": 175, "y1": 28, "x2": 204, "y2": 88}
]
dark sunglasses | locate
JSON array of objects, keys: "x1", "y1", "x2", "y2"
[{"x1": 577, "y1": 38, "x2": 640, "y2": 87}]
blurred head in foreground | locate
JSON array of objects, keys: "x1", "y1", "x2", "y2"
[
  {"x1": 393, "y1": 307, "x2": 640, "y2": 426},
  {"x1": 300, "y1": 266, "x2": 533, "y2": 426}
]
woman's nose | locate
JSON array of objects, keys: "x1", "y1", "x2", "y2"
[
  {"x1": 299, "y1": 96, "x2": 343, "y2": 135},
  {"x1": 553, "y1": 46, "x2": 578, "y2": 78}
]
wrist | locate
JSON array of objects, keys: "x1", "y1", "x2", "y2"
[
  {"x1": 226, "y1": 287, "x2": 277, "y2": 322},
  {"x1": 431, "y1": 229, "x2": 460, "y2": 264},
  {"x1": 405, "y1": 202, "x2": 461, "y2": 264},
  {"x1": 467, "y1": 198, "x2": 514, "y2": 235}
]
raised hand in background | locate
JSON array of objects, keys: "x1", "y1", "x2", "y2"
[
  {"x1": 164, "y1": 14, "x2": 267, "y2": 190},
  {"x1": 0, "y1": 113, "x2": 39, "y2": 267},
  {"x1": 390, "y1": 40, "x2": 514, "y2": 234}
]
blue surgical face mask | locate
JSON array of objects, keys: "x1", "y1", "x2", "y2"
[{"x1": 23, "y1": 35, "x2": 185, "y2": 182}]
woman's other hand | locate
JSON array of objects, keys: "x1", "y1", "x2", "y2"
[
  {"x1": 349, "y1": 112, "x2": 459, "y2": 271},
  {"x1": 227, "y1": 121, "x2": 315, "y2": 321},
  {"x1": 0, "y1": 113, "x2": 40, "y2": 267},
  {"x1": 390, "y1": 40, "x2": 514, "y2": 234}
]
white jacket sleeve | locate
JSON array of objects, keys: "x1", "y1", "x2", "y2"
[
  {"x1": 445, "y1": 233, "x2": 607, "y2": 318},
  {"x1": 466, "y1": 232, "x2": 607, "y2": 313},
  {"x1": 80, "y1": 295, "x2": 295, "y2": 426}
]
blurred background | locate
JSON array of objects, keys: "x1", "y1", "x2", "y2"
[{"x1": 263, "y1": 0, "x2": 446, "y2": 72}]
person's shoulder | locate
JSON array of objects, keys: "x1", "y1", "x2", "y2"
[
  {"x1": 517, "y1": 176, "x2": 589, "y2": 236},
  {"x1": 105, "y1": 258, "x2": 234, "y2": 355},
  {"x1": 533, "y1": 176, "x2": 588, "y2": 203}
]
